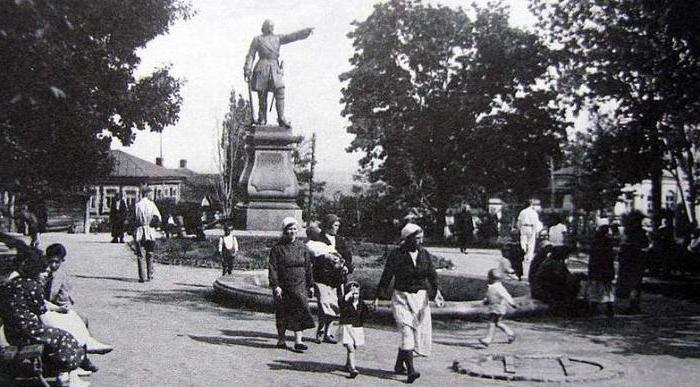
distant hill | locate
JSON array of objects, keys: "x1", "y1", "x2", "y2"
[{"x1": 315, "y1": 170, "x2": 367, "y2": 196}]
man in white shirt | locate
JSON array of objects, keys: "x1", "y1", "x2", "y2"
[
  {"x1": 548, "y1": 214, "x2": 568, "y2": 247},
  {"x1": 517, "y1": 199, "x2": 542, "y2": 262},
  {"x1": 134, "y1": 186, "x2": 161, "y2": 282}
]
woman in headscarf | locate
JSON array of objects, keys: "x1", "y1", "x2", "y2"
[
  {"x1": 0, "y1": 235, "x2": 90, "y2": 386},
  {"x1": 373, "y1": 223, "x2": 445, "y2": 384},
  {"x1": 268, "y1": 217, "x2": 315, "y2": 352}
]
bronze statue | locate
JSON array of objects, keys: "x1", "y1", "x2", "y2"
[{"x1": 244, "y1": 20, "x2": 314, "y2": 127}]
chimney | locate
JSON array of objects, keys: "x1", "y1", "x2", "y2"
[
  {"x1": 155, "y1": 157, "x2": 163, "y2": 166},
  {"x1": 179, "y1": 159, "x2": 187, "y2": 169}
]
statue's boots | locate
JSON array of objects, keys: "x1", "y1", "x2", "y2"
[{"x1": 275, "y1": 91, "x2": 291, "y2": 128}]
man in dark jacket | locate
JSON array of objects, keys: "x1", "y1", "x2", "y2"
[{"x1": 109, "y1": 193, "x2": 128, "y2": 243}]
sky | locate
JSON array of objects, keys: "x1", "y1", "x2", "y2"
[{"x1": 113, "y1": 0, "x2": 537, "y2": 181}]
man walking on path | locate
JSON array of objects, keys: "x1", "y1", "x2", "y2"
[
  {"x1": 455, "y1": 205, "x2": 474, "y2": 254},
  {"x1": 110, "y1": 193, "x2": 128, "y2": 243},
  {"x1": 517, "y1": 199, "x2": 542, "y2": 268},
  {"x1": 133, "y1": 186, "x2": 161, "y2": 282}
]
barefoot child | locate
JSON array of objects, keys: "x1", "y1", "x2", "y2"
[
  {"x1": 479, "y1": 269, "x2": 517, "y2": 346},
  {"x1": 338, "y1": 280, "x2": 369, "y2": 378}
]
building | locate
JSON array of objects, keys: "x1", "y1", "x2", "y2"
[{"x1": 88, "y1": 150, "x2": 187, "y2": 216}]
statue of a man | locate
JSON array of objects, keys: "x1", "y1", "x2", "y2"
[{"x1": 244, "y1": 20, "x2": 314, "y2": 127}]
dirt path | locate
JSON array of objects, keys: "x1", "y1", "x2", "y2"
[{"x1": 41, "y1": 232, "x2": 700, "y2": 386}]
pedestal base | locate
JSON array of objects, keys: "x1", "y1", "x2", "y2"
[{"x1": 235, "y1": 202, "x2": 302, "y2": 231}]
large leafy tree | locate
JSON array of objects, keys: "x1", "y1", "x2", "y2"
[
  {"x1": 0, "y1": 0, "x2": 191, "y2": 202},
  {"x1": 530, "y1": 0, "x2": 700, "y2": 224},
  {"x1": 340, "y1": 0, "x2": 566, "y2": 235}
]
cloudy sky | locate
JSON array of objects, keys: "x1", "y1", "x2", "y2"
[{"x1": 114, "y1": 0, "x2": 536, "y2": 181}]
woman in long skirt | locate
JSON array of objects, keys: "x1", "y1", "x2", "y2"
[
  {"x1": 587, "y1": 225, "x2": 616, "y2": 316},
  {"x1": 268, "y1": 217, "x2": 316, "y2": 352},
  {"x1": 373, "y1": 223, "x2": 445, "y2": 383}
]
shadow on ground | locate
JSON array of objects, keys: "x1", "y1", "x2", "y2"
[
  {"x1": 523, "y1": 294, "x2": 700, "y2": 359},
  {"x1": 113, "y1": 287, "x2": 263, "y2": 320},
  {"x1": 268, "y1": 360, "x2": 398, "y2": 381},
  {"x1": 74, "y1": 274, "x2": 142, "y2": 283}
]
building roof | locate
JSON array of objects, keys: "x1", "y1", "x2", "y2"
[{"x1": 109, "y1": 150, "x2": 185, "y2": 180}]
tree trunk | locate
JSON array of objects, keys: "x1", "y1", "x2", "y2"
[{"x1": 83, "y1": 195, "x2": 91, "y2": 234}]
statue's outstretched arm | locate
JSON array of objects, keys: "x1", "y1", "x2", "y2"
[{"x1": 279, "y1": 27, "x2": 314, "y2": 45}]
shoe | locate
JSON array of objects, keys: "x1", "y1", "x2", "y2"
[
  {"x1": 68, "y1": 372, "x2": 91, "y2": 387},
  {"x1": 293, "y1": 343, "x2": 308, "y2": 351},
  {"x1": 138, "y1": 279, "x2": 145, "y2": 283},
  {"x1": 86, "y1": 339, "x2": 113, "y2": 355},
  {"x1": 80, "y1": 357, "x2": 99, "y2": 373},
  {"x1": 76, "y1": 368, "x2": 92, "y2": 377},
  {"x1": 507, "y1": 335, "x2": 516, "y2": 344},
  {"x1": 349, "y1": 368, "x2": 359, "y2": 378},
  {"x1": 407, "y1": 372, "x2": 421, "y2": 383},
  {"x1": 322, "y1": 336, "x2": 337, "y2": 344},
  {"x1": 278, "y1": 118, "x2": 291, "y2": 128},
  {"x1": 276, "y1": 341, "x2": 287, "y2": 349},
  {"x1": 479, "y1": 338, "x2": 490, "y2": 347}
]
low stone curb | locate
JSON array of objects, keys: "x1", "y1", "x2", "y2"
[{"x1": 213, "y1": 271, "x2": 550, "y2": 322}]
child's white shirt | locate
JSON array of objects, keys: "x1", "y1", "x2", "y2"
[
  {"x1": 485, "y1": 282, "x2": 515, "y2": 315},
  {"x1": 218, "y1": 234, "x2": 238, "y2": 253}
]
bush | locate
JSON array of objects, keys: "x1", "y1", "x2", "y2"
[{"x1": 152, "y1": 236, "x2": 454, "y2": 271}]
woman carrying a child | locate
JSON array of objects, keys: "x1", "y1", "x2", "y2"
[
  {"x1": 306, "y1": 214, "x2": 353, "y2": 344},
  {"x1": 373, "y1": 223, "x2": 444, "y2": 384}
]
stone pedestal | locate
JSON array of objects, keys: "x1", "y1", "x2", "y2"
[{"x1": 235, "y1": 125, "x2": 303, "y2": 230}]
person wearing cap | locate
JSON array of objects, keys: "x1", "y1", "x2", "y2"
[
  {"x1": 268, "y1": 217, "x2": 315, "y2": 352},
  {"x1": 517, "y1": 199, "x2": 542, "y2": 262},
  {"x1": 479, "y1": 268, "x2": 517, "y2": 347},
  {"x1": 337, "y1": 280, "x2": 370, "y2": 378},
  {"x1": 373, "y1": 223, "x2": 444, "y2": 384},
  {"x1": 311, "y1": 214, "x2": 353, "y2": 344},
  {"x1": 133, "y1": 186, "x2": 161, "y2": 282}
]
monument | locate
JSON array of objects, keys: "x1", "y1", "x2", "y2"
[{"x1": 235, "y1": 20, "x2": 313, "y2": 230}]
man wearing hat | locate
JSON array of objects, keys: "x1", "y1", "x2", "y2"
[
  {"x1": 133, "y1": 186, "x2": 161, "y2": 282},
  {"x1": 312, "y1": 213, "x2": 353, "y2": 344}
]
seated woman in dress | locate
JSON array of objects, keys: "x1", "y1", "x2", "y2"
[
  {"x1": 42, "y1": 243, "x2": 113, "y2": 358},
  {"x1": 0, "y1": 238, "x2": 91, "y2": 386}
]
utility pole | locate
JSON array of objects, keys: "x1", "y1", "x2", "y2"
[
  {"x1": 307, "y1": 133, "x2": 316, "y2": 226},
  {"x1": 549, "y1": 157, "x2": 556, "y2": 209}
]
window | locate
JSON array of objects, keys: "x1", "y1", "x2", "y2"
[
  {"x1": 124, "y1": 188, "x2": 138, "y2": 208},
  {"x1": 665, "y1": 191, "x2": 677, "y2": 209},
  {"x1": 89, "y1": 187, "x2": 99, "y2": 214},
  {"x1": 102, "y1": 187, "x2": 119, "y2": 213}
]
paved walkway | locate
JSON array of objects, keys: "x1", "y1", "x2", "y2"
[{"x1": 38, "y1": 233, "x2": 700, "y2": 386}]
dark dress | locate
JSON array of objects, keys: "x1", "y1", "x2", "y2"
[
  {"x1": 530, "y1": 257, "x2": 580, "y2": 308},
  {"x1": 0, "y1": 277, "x2": 84, "y2": 372},
  {"x1": 588, "y1": 234, "x2": 615, "y2": 282},
  {"x1": 268, "y1": 239, "x2": 315, "y2": 332},
  {"x1": 616, "y1": 229, "x2": 649, "y2": 297},
  {"x1": 501, "y1": 240, "x2": 525, "y2": 279}
]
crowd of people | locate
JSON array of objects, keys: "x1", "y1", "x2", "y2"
[{"x1": 5, "y1": 188, "x2": 700, "y2": 384}]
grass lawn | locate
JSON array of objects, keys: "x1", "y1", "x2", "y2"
[{"x1": 152, "y1": 236, "x2": 454, "y2": 271}]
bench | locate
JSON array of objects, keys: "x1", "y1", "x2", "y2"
[{"x1": 0, "y1": 344, "x2": 50, "y2": 387}]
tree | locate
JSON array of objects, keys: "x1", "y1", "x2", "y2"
[
  {"x1": 293, "y1": 135, "x2": 325, "y2": 221},
  {"x1": 0, "y1": 0, "x2": 191, "y2": 203},
  {"x1": 215, "y1": 90, "x2": 250, "y2": 217},
  {"x1": 340, "y1": 0, "x2": 566, "y2": 237},
  {"x1": 530, "y1": 0, "x2": 700, "y2": 225}
]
